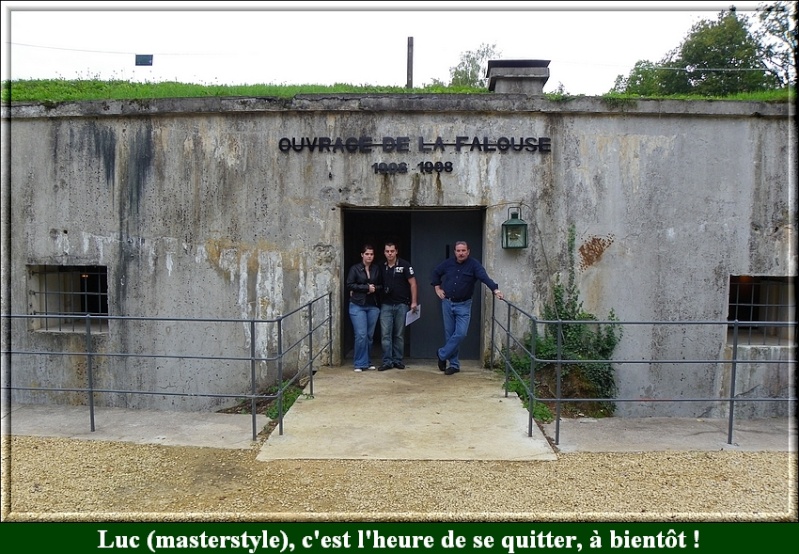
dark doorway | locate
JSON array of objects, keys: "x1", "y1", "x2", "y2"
[
  {"x1": 342, "y1": 208, "x2": 484, "y2": 363},
  {"x1": 341, "y1": 210, "x2": 411, "y2": 364}
]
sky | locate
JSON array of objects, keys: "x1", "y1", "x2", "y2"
[{"x1": 2, "y1": 1, "x2": 768, "y2": 96}]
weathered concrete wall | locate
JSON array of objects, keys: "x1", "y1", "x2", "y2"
[
  {"x1": 720, "y1": 344, "x2": 794, "y2": 418},
  {"x1": 2, "y1": 94, "x2": 795, "y2": 415}
]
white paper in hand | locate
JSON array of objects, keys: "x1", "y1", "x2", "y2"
[{"x1": 405, "y1": 305, "x2": 421, "y2": 326}]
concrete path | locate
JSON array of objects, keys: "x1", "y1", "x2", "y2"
[
  {"x1": 542, "y1": 414, "x2": 796, "y2": 453},
  {"x1": 256, "y1": 362, "x2": 557, "y2": 461},
  {"x1": 3, "y1": 402, "x2": 267, "y2": 450}
]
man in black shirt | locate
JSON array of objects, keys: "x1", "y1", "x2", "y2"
[
  {"x1": 430, "y1": 241, "x2": 503, "y2": 375},
  {"x1": 378, "y1": 242, "x2": 418, "y2": 371}
]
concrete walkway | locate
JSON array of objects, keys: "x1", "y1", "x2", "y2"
[
  {"x1": 257, "y1": 362, "x2": 556, "y2": 461},
  {"x1": 2, "y1": 401, "x2": 267, "y2": 450},
  {"x1": 3, "y1": 360, "x2": 795, "y2": 457},
  {"x1": 542, "y1": 414, "x2": 796, "y2": 453}
]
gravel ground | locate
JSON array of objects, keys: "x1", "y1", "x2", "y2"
[{"x1": 2, "y1": 435, "x2": 796, "y2": 522}]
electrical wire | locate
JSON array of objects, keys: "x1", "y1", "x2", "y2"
[{"x1": 8, "y1": 41, "x2": 776, "y2": 73}]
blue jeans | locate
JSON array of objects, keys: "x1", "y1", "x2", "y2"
[
  {"x1": 438, "y1": 298, "x2": 472, "y2": 370},
  {"x1": 380, "y1": 303, "x2": 409, "y2": 366},
  {"x1": 349, "y1": 303, "x2": 379, "y2": 369}
]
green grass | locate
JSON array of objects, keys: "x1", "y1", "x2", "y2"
[
  {"x1": 1, "y1": 78, "x2": 486, "y2": 103},
  {"x1": 265, "y1": 382, "x2": 306, "y2": 420},
  {"x1": 219, "y1": 379, "x2": 307, "y2": 420},
  {"x1": 503, "y1": 374, "x2": 554, "y2": 423},
  {"x1": 601, "y1": 88, "x2": 793, "y2": 103},
  {"x1": 2, "y1": 78, "x2": 793, "y2": 104}
]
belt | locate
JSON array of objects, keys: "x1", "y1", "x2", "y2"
[{"x1": 449, "y1": 297, "x2": 471, "y2": 303}]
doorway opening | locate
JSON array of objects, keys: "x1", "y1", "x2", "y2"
[{"x1": 341, "y1": 208, "x2": 485, "y2": 365}]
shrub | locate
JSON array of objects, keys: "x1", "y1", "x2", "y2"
[{"x1": 507, "y1": 225, "x2": 623, "y2": 419}]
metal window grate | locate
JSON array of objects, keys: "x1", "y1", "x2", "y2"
[
  {"x1": 28, "y1": 265, "x2": 109, "y2": 332},
  {"x1": 728, "y1": 275, "x2": 796, "y2": 345}
]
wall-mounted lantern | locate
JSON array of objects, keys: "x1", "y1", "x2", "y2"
[{"x1": 501, "y1": 206, "x2": 528, "y2": 249}]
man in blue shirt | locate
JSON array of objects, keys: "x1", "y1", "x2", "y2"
[{"x1": 430, "y1": 241, "x2": 503, "y2": 375}]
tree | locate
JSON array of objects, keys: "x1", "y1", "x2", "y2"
[
  {"x1": 448, "y1": 43, "x2": 501, "y2": 88},
  {"x1": 612, "y1": 7, "x2": 781, "y2": 96},
  {"x1": 679, "y1": 9, "x2": 778, "y2": 94},
  {"x1": 612, "y1": 60, "x2": 668, "y2": 96},
  {"x1": 753, "y1": 1, "x2": 797, "y2": 87}
]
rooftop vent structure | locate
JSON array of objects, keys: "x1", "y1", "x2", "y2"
[{"x1": 487, "y1": 59, "x2": 550, "y2": 95}]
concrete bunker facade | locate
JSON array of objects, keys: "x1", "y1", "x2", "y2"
[{"x1": 2, "y1": 68, "x2": 795, "y2": 417}]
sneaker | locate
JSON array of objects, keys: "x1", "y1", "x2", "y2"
[
  {"x1": 437, "y1": 356, "x2": 446, "y2": 371},
  {"x1": 444, "y1": 366, "x2": 460, "y2": 375},
  {"x1": 394, "y1": 362, "x2": 405, "y2": 369},
  {"x1": 378, "y1": 364, "x2": 393, "y2": 371},
  {"x1": 367, "y1": 365, "x2": 376, "y2": 371}
]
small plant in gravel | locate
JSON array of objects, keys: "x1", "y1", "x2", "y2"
[
  {"x1": 218, "y1": 379, "x2": 307, "y2": 419},
  {"x1": 265, "y1": 382, "x2": 306, "y2": 420}
]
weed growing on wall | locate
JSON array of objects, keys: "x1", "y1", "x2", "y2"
[{"x1": 508, "y1": 225, "x2": 623, "y2": 419}]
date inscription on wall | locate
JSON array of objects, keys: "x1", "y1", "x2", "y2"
[{"x1": 372, "y1": 161, "x2": 455, "y2": 175}]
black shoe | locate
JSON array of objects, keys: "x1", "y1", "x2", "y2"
[
  {"x1": 444, "y1": 366, "x2": 460, "y2": 375},
  {"x1": 437, "y1": 356, "x2": 446, "y2": 371},
  {"x1": 378, "y1": 364, "x2": 393, "y2": 371},
  {"x1": 394, "y1": 362, "x2": 405, "y2": 369}
]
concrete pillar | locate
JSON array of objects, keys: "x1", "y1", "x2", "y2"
[{"x1": 487, "y1": 59, "x2": 550, "y2": 95}]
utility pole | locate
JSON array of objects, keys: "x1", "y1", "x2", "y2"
[{"x1": 406, "y1": 37, "x2": 413, "y2": 89}]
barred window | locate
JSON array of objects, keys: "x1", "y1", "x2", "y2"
[
  {"x1": 28, "y1": 265, "x2": 109, "y2": 332},
  {"x1": 727, "y1": 275, "x2": 795, "y2": 345}
]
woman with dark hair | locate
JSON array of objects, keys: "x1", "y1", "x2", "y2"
[{"x1": 346, "y1": 244, "x2": 383, "y2": 372}]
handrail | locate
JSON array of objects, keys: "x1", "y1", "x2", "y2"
[
  {"x1": 489, "y1": 297, "x2": 797, "y2": 445},
  {"x1": 2, "y1": 292, "x2": 334, "y2": 441}
]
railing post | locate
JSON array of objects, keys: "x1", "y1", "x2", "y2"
[
  {"x1": 727, "y1": 320, "x2": 740, "y2": 445},
  {"x1": 277, "y1": 317, "x2": 285, "y2": 436},
  {"x1": 308, "y1": 299, "x2": 315, "y2": 397},
  {"x1": 250, "y1": 318, "x2": 257, "y2": 442},
  {"x1": 529, "y1": 317, "x2": 537, "y2": 438},
  {"x1": 505, "y1": 302, "x2": 512, "y2": 397},
  {"x1": 490, "y1": 294, "x2": 496, "y2": 369},
  {"x1": 555, "y1": 319, "x2": 563, "y2": 445},
  {"x1": 85, "y1": 313, "x2": 96, "y2": 432},
  {"x1": 327, "y1": 292, "x2": 333, "y2": 366}
]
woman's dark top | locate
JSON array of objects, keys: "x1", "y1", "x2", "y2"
[{"x1": 346, "y1": 263, "x2": 383, "y2": 306}]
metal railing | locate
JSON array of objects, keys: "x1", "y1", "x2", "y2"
[
  {"x1": 489, "y1": 297, "x2": 797, "y2": 445},
  {"x1": 2, "y1": 293, "x2": 333, "y2": 441}
]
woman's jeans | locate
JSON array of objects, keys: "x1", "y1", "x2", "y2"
[
  {"x1": 349, "y1": 302, "x2": 380, "y2": 368},
  {"x1": 437, "y1": 298, "x2": 472, "y2": 370}
]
